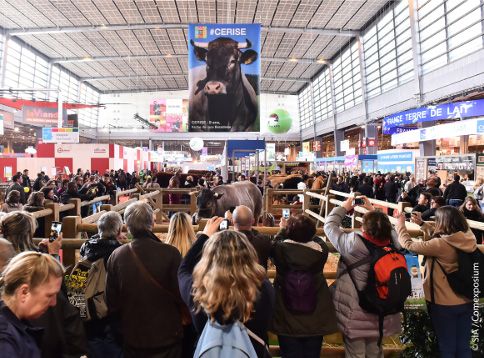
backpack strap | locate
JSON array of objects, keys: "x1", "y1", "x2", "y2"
[
  {"x1": 337, "y1": 234, "x2": 375, "y2": 280},
  {"x1": 244, "y1": 325, "x2": 271, "y2": 357},
  {"x1": 430, "y1": 258, "x2": 436, "y2": 304}
]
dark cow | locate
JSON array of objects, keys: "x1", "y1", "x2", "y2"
[
  {"x1": 193, "y1": 181, "x2": 263, "y2": 223},
  {"x1": 189, "y1": 37, "x2": 258, "y2": 132}
]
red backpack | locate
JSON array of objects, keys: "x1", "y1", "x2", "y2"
[{"x1": 339, "y1": 235, "x2": 411, "y2": 345}]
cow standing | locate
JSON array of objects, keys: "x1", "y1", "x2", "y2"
[
  {"x1": 189, "y1": 37, "x2": 259, "y2": 132},
  {"x1": 193, "y1": 181, "x2": 263, "y2": 223}
]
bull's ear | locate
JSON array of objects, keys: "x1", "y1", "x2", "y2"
[
  {"x1": 213, "y1": 193, "x2": 224, "y2": 200},
  {"x1": 240, "y1": 50, "x2": 258, "y2": 65},
  {"x1": 191, "y1": 39, "x2": 207, "y2": 62}
]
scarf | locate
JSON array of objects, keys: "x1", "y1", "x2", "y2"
[{"x1": 362, "y1": 232, "x2": 390, "y2": 247}]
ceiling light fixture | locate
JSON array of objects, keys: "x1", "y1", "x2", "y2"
[
  {"x1": 289, "y1": 58, "x2": 298, "y2": 62},
  {"x1": 316, "y1": 58, "x2": 326, "y2": 64},
  {"x1": 14, "y1": 127, "x2": 19, "y2": 132},
  {"x1": 82, "y1": 56, "x2": 93, "y2": 61}
]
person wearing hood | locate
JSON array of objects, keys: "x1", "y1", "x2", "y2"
[
  {"x1": 396, "y1": 206, "x2": 477, "y2": 358},
  {"x1": 272, "y1": 214, "x2": 337, "y2": 357},
  {"x1": 80, "y1": 211, "x2": 126, "y2": 358}
]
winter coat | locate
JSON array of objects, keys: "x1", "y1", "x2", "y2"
[
  {"x1": 177, "y1": 233, "x2": 274, "y2": 358},
  {"x1": 106, "y1": 232, "x2": 183, "y2": 351},
  {"x1": 270, "y1": 229, "x2": 338, "y2": 337},
  {"x1": 0, "y1": 301, "x2": 42, "y2": 358},
  {"x1": 324, "y1": 207, "x2": 402, "y2": 339},
  {"x1": 6, "y1": 182, "x2": 26, "y2": 204},
  {"x1": 443, "y1": 181, "x2": 468, "y2": 202},
  {"x1": 396, "y1": 222, "x2": 477, "y2": 305}
]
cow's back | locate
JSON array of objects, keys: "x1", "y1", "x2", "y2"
[{"x1": 212, "y1": 181, "x2": 263, "y2": 219}]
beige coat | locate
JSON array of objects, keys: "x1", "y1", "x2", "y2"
[{"x1": 396, "y1": 222, "x2": 477, "y2": 305}]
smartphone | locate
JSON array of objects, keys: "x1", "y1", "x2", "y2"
[
  {"x1": 229, "y1": 206, "x2": 236, "y2": 213},
  {"x1": 219, "y1": 219, "x2": 229, "y2": 231},
  {"x1": 405, "y1": 212, "x2": 412, "y2": 219},
  {"x1": 352, "y1": 197, "x2": 364, "y2": 206},
  {"x1": 49, "y1": 221, "x2": 62, "y2": 242},
  {"x1": 282, "y1": 208, "x2": 290, "y2": 219}
]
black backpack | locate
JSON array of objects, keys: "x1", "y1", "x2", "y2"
[
  {"x1": 339, "y1": 237, "x2": 412, "y2": 345},
  {"x1": 281, "y1": 270, "x2": 318, "y2": 314},
  {"x1": 432, "y1": 248, "x2": 484, "y2": 301}
]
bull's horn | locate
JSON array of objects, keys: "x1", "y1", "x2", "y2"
[
  {"x1": 190, "y1": 39, "x2": 209, "y2": 48},
  {"x1": 237, "y1": 39, "x2": 252, "y2": 49}
]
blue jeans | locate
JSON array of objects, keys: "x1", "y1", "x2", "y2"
[
  {"x1": 278, "y1": 335, "x2": 323, "y2": 358},
  {"x1": 428, "y1": 302, "x2": 473, "y2": 358}
]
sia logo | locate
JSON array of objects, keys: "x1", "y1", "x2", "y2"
[{"x1": 267, "y1": 108, "x2": 292, "y2": 134}]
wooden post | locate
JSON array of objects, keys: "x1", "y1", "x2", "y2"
[
  {"x1": 68, "y1": 198, "x2": 81, "y2": 217},
  {"x1": 302, "y1": 189, "x2": 310, "y2": 217},
  {"x1": 114, "y1": 190, "x2": 119, "y2": 205},
  {"x1": 100, "y1": 204, "x2": 112, "y2": 212},
  {"x1": 44, "y1": 203, "x2": 60, "y2": 238},
  {"x1": 61, "y1": 216, "x2": 82, "y2": 268},
  {"x1": 398, "y1": 201, "x2": 412, "y2": 216},
  {"x1": 154, "y1": 190, "x2": 163, "y2": 223},
  {"x1": 189, "y1": 189, "x2": 197, "y2": 216},
  {"x1": 267, "y1": 188, "x2": 273, "y2": 215},
  {"x1": 159, "y1": 189, "x2": 165, "y2": 221},
  {"x1": 326, "y1": 194, "x2": 335, "y2": 217}
]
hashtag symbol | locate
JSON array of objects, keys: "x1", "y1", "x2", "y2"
[{"x1": 209, "y1": 28, "x2": 214, "y2": 36}]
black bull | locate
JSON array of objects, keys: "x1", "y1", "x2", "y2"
[
  {"x1": 193, "y1": 181, "x2": 263, "y2": 223},
  {"x1": 189, "y1": 37, "x2": 258, "y2": 132}
]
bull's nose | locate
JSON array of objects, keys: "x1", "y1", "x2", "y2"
[{"x1": 204, "y1": 81, "x2": 225, "y2": 95}]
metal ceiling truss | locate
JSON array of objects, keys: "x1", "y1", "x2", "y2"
[
  {"x1": 7, "y1": 24, "x2": 359, "y2": 38},
  {"x1": 51, "y1": 54, "x2": 328, "y2": 65},
  {"x1": 81, "y1": 74, "x2": 310, "y2": 83}
]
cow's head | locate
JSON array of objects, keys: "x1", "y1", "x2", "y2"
[
  {"x1": 191, "y1": 37, "x2": 258, "y2": 96},
  {"x1": 192, "y1": 188, "x2": 224, "y2": 219}
]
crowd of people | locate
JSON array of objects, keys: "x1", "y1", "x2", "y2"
[{"x1": 0, "y1": 167, "x2": 483, "y2": 358}]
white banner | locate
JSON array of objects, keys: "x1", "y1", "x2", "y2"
[
  {"x1": 391, "y1": 117, "x2": 484, "y2": 146},
  {"x1": 42, "y1": 128, "x2": 79, "y2": 143}
]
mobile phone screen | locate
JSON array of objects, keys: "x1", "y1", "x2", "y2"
[
  {"x1": 219, "y1": 220, "x2": 228, "y2": 231},
  {"x1": 282, "y1": 209, "x2": 290, "y2": 219},
  {"x1": 50, "y1": 221, "x2": 62, "y2": 242}
]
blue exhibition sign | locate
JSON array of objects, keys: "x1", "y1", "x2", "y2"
[
  {"x1": 377, "y1": 151, "x2": 413, "y2": 163},
  {"x1": 383, "y1": 99, "x2": 484, "y2": 134},
  {"x1": 385, "y1": 126, "x2": 417, "y2": 135}
]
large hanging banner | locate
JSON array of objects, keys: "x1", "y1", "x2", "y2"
[
  {"x1": 149, "y1": 98, "x2": 188, "y2": 132},
  {"x1": 188, "y1": 23, "x2": 261, "y2": 132}
]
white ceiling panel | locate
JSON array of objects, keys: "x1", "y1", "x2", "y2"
[{"x1": 1, "y1": 0, "x2": 393, "y2": 93}]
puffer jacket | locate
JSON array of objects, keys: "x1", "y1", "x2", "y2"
[
  {"x1": 323, "y1": 207, "x2": 402, "y2": 339},
  {"x1": 396, "y1": 222, "x2": 477, "y2": 305}
]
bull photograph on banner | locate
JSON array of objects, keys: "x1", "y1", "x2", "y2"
[{"x1": 188, "y1": 24, "x2": 260, "y2": 132}]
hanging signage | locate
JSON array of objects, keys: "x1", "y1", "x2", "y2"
[
  {"x1": 383, "y1": 99, "x2": 484, "y2": 133},
  {"x1": 302, "y1": 141, "x2": 311, "y2": 153},
  {"x1": 340, "y1": 139, "x2": 349, "y2": 152},
  {"x1": 385, "y1": 126, "x2": 418, "y2": 135},
  {"x1": 188, "y1": 23, "x2": 261, "y2": 132},
  {"x1": 312, "y1": 140, "x2": 321, "y2": 152},
  {"x1": 23, "y1": 106, "x2": 67, "y2": 126},
  {"x1": 427, "y1": 155, "x2": 475, "y2": 172},
  {"x1": 42, "y1": 128, "x2": 79, "y2": 143},
  {"x1": 391, "y1": 117, "x2": 483, "y2": 146},
  {"x1": 0, "y1": 110, "x2": 14, "y2": 129},
  {"x1": 64, "y1": 114, "x2": 78, "y2": 128},
  {"x1": 149, "y1": 98, "x2": 188, "y2": 132}
]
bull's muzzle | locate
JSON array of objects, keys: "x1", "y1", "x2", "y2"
[{"x1": 204, "y1": 81, "x2": 226, "y2": 95}]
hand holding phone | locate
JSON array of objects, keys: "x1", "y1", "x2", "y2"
[{"x1": 352, "y1": 196, "x2": 364, "y2": 206}]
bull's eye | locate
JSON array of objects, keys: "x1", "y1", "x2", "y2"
[{"x1": 230, "y1": 59, "x2": 236, "y2": 64}]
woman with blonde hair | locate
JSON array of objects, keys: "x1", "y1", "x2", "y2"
[
  {"x1": 178, "y1": 217, "x2": 274, "y2": 357},
  {"x1": 0, "y1": 251, "x2": 65, "y2": 357},
  {"x1": 165, "y1": 212, "x2": 196, "y2": 257}
]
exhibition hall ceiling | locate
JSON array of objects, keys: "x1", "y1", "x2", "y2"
[{"x1": 0, "y1": 0, "x2": 391, "y2": 94}]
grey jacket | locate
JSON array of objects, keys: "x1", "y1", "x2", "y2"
[{"x1": 323, "y1": 207, "x2": 401, "y2": 339}]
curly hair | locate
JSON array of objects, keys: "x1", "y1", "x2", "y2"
[{"x1": 192, "y1": 230, "x2": 265, "y2": 323}]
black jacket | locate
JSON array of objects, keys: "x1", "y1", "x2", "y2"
[
  {"x1": 178, "y1": 233, "x2": 275, "y2": 358},
  {"x1": 238, "y1": 229, "x2": 272, "y2": 271},
  {"x1": 384, "y1": 181, "x2": 398, "y2": 203},
  {"x1": 0, "y1": 301, "x2": 42, "y2": 358},
  {"x1": 443, "y1": 181, "x2": 467, "y2": 202},
  {"x1": 6, "y1": 182, "x2": 26, "y2": 204},
  {"x1": 357, "y1": 183, "x2": 374, "y2": 198}
]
